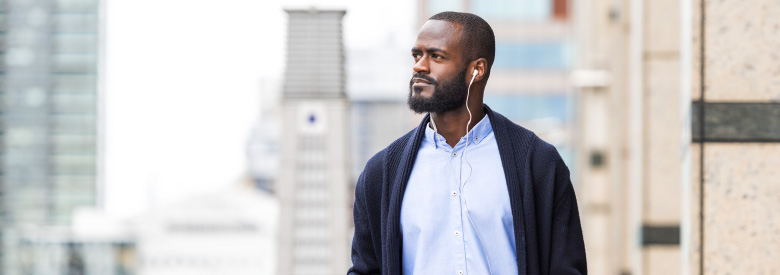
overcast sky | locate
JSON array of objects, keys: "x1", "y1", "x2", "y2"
[{"x1": 105, "y1": 0, "x2": 416, "y2": 219}]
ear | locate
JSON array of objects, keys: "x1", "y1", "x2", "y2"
[{"x1": 469, "y1": 58, "x2": 488, "y2": 82}]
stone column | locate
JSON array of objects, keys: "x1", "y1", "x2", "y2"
[
  {"x1": 687, "y1": 0, "x2": 780, "y2": 274},
  {"x1": 640, "y1": 0, "x2": 685, "y2": 273}
]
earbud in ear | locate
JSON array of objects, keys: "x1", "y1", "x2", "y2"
[{"x1": 473, "y1": 69, "x2": 478, "y2": 76}]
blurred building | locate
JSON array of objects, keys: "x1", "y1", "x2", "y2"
[
  {"x1": 131, "y1": 184, "x2": 278, "y2": 275},
  {"x1": 574, "y1": 0, "x2": 780, "y2": 274},
  {"x1": 346, "y1": 30, "x2": 421, "y2": 184},
  {"x1": 276, "y1": 9, "x2": 351, "y2": 275},
  {"x1": 248, "y1": 77, "x2": 282, "y2": 193},
  {"x1": 1, "y1": 0, "x2": 104, "y2": 273},
  {"x1": 348, "y1": 101, "x2": 420, "y2": 181},
  {"x1": 16, "y1": 225, "x2": 134, "y2": 275},
  {"x1": 418, "y1": 0, "x2": 576, "y2": 168}
]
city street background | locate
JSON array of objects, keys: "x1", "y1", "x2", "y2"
[{"x1": 1, "y1": 0, "x2": 778, "y2": 274}]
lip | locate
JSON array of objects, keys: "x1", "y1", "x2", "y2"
[
  {"x1": 412, "y1": 77, "x2": 432, "y2": 86},
  {"x1": 412, "y1": 77, "x2": 431, "y2": 84}
]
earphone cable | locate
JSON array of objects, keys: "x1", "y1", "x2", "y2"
[{"x1": 426, "y1": 71, "x2": 493, "y2": 275}]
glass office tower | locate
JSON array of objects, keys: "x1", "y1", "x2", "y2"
[{"x1": 1, "y1": 0, "x2": 102, "y2": 273}]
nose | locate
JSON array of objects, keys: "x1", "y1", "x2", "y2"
[{"x1": 413, "y1": 56, "x2": 429, "y2": 74}]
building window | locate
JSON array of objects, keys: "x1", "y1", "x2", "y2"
[
  {"x1": 484, "y1": 94, "x2": 571, "y2": 121},
  {"x1": 55, "y1": 13, "x2": 98, "y2": 33},
  {"x1": 51, "y1": 114, "x2": 97, "y2": 135},
  {"x1": 55, "y1": 33, "x2": 98, "y2": 53},
  {"x1": 54, "y1": 74, "x2": 97, "y2": 93},
  {"x1": 55, "y1": 0, "x2": 98, "y2": 12},
  {"x1": 51, "y1": 134, "x2": 97, "y2": 154},
  {"x1": 51, "y1": 93, "x2": 97, "y2": 114},
  {"x1": 493, "y1": 42, "x2": 569, "y2": 69},
  {"x1": 53, "y1": 175, "x2": 96, "y2": 188},
  {"x1": 51, "y1": 154, "x2": 97, "y2": 175},
  {"x1": 471, "y1": 0, "x2": 551, "y2": 21}
]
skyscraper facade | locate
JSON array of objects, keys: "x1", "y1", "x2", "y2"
[
  {"x1": 277, "y1": 9, "x2": 351, "y2": 275},
  {"x1": 1, "y1": 0, "x2": 103, "y2": 273}
]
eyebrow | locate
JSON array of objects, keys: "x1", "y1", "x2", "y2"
[{"x1": 411, "y1": 47, "x2": 449, "y2": 55}]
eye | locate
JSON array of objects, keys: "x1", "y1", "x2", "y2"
[
  {"x1": 412, "y1": 53, "x2": 422, "y2": 60},
  {"x1": 431, "y1": 54, "x2": 442, "y2": 59}
]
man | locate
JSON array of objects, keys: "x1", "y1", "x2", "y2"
[{"x1": 348, "y1": 12, "x2": 586, "y2": 275}]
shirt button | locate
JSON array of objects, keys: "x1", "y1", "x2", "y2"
[
  {"x1": 458, "y1": 270, "x2": 464, "y2": 275},
  {"x1": 452, "y1": 152, "x2": 457, "y2": 157},
  {"x1": 475, "y1": 136, "x2": 479, "y2": 140},
  {"x1": 454, "y1": 231, "x2": 460, "y2": 236},
  {"x1": 451, "y1": 191, "x2": 458, "y2": 196}
]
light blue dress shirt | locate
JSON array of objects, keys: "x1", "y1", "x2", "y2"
[{"x1": 401, "y1": 115, "x2": 517, "y2": 275}]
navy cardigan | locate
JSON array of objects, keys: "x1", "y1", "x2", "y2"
[{"x1": 348, "y1": 105, "x2": 587, "y2": 275}]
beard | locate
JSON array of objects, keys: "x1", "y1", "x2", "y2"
[{"x1": 407, "y1": 66, "x2": 469, "y2": 114}]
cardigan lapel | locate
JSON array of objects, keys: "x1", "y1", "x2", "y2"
[
  {"x1": 486, "y1": 105, "x2": 529, "y2": 274},
  {"x1": 385, "y1": 113, "x2": 429, "y2": 275}
]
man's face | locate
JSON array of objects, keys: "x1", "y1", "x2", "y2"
[{"x1": 408, "y1": 20, "x2": 469, "y2": 114}]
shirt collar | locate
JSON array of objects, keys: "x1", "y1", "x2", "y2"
[{"x1": 424, "y1": 114, "x2": 493, "y2": 149}]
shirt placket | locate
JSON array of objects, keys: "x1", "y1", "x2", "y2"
[{"x1": 449, "y1": 143, "x2": 467, "y2": 275}]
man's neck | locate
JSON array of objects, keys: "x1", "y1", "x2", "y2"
[{"x1": 430, "y1": 103, "x2": 485, "y2": 148}]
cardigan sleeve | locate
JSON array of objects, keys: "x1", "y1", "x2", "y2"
[
  {"x1": 347, "y1": 154, "x2": 383, "y2": 275},
  {"x1": 549, "y1": 178, "x2": 588, "y2": 274},
  {"x1": 547, "y1": 149, "x2": 588, "y2": 274}
]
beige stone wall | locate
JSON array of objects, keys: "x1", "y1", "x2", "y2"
[
  {"x1": 703, "y1": 0, "x2": 780, "y2": 102},
  {"x1": 689, "y1": 0, "x2": 780, "y2": 274},
  {"x1": 576, "y1": 0, "x2": 687, "y2": 273},
  {"x1": 689, "y1": 144, "x2": 702, "y2": 275},
  {"x1": 641, "y1": 0, "x2": 684, "y2": 274},
  {"x1": 575, "y1": 0, "x2": 780, "y2": 273},
  {"x1": 573, "y1": 0, "x2": 626, "y2": 273},
  {"x1": 643, "y1": 58, "x2": 682, "y2": 224},
  {"x1": 690, "y1": 0, "x2": 703, "y2": 101},
  {"x1": 689, "y1": 145, "x2": 780, "y2": 274},
  {"x1": 702, "y1": 144, "x2": 780, "y2": 273}
]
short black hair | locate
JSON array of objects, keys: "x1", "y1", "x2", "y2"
[{"x1": 428, "y1": 11, "x2": 496, "y2": 70}]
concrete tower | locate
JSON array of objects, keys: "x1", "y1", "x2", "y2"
[{"x1": 277, "y1": 9, "x2": 351, "y2": 275}]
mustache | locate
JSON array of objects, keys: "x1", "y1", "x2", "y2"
[{"x1": 409, "y1": 73, "x2": 438, "y2": 87}]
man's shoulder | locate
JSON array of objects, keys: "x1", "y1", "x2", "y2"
[
  {"x1": 515, "y1": 124, "x2": 565, "y2": 169},
  {"x1": 489, "y1": 107, "x2": 536, "y2": 140},
  {"x1": 364, "y1": 127, "x2": 417, "y2": 169},
  {"x1": 490, "y1": 109, "x2": 544, "y2": 151},
  {"x1": 491, "y1": 109, "x2": 571, "y2": 204},
  {"x1": 490, "y1": 109, "x2": 565, "y2": 167},
  {"x1": 356, "y1": 127, "x2": 417, "y2": 201},
  {"x1": 368, "y1": 128, "x2": 416, "y2": 162}
]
